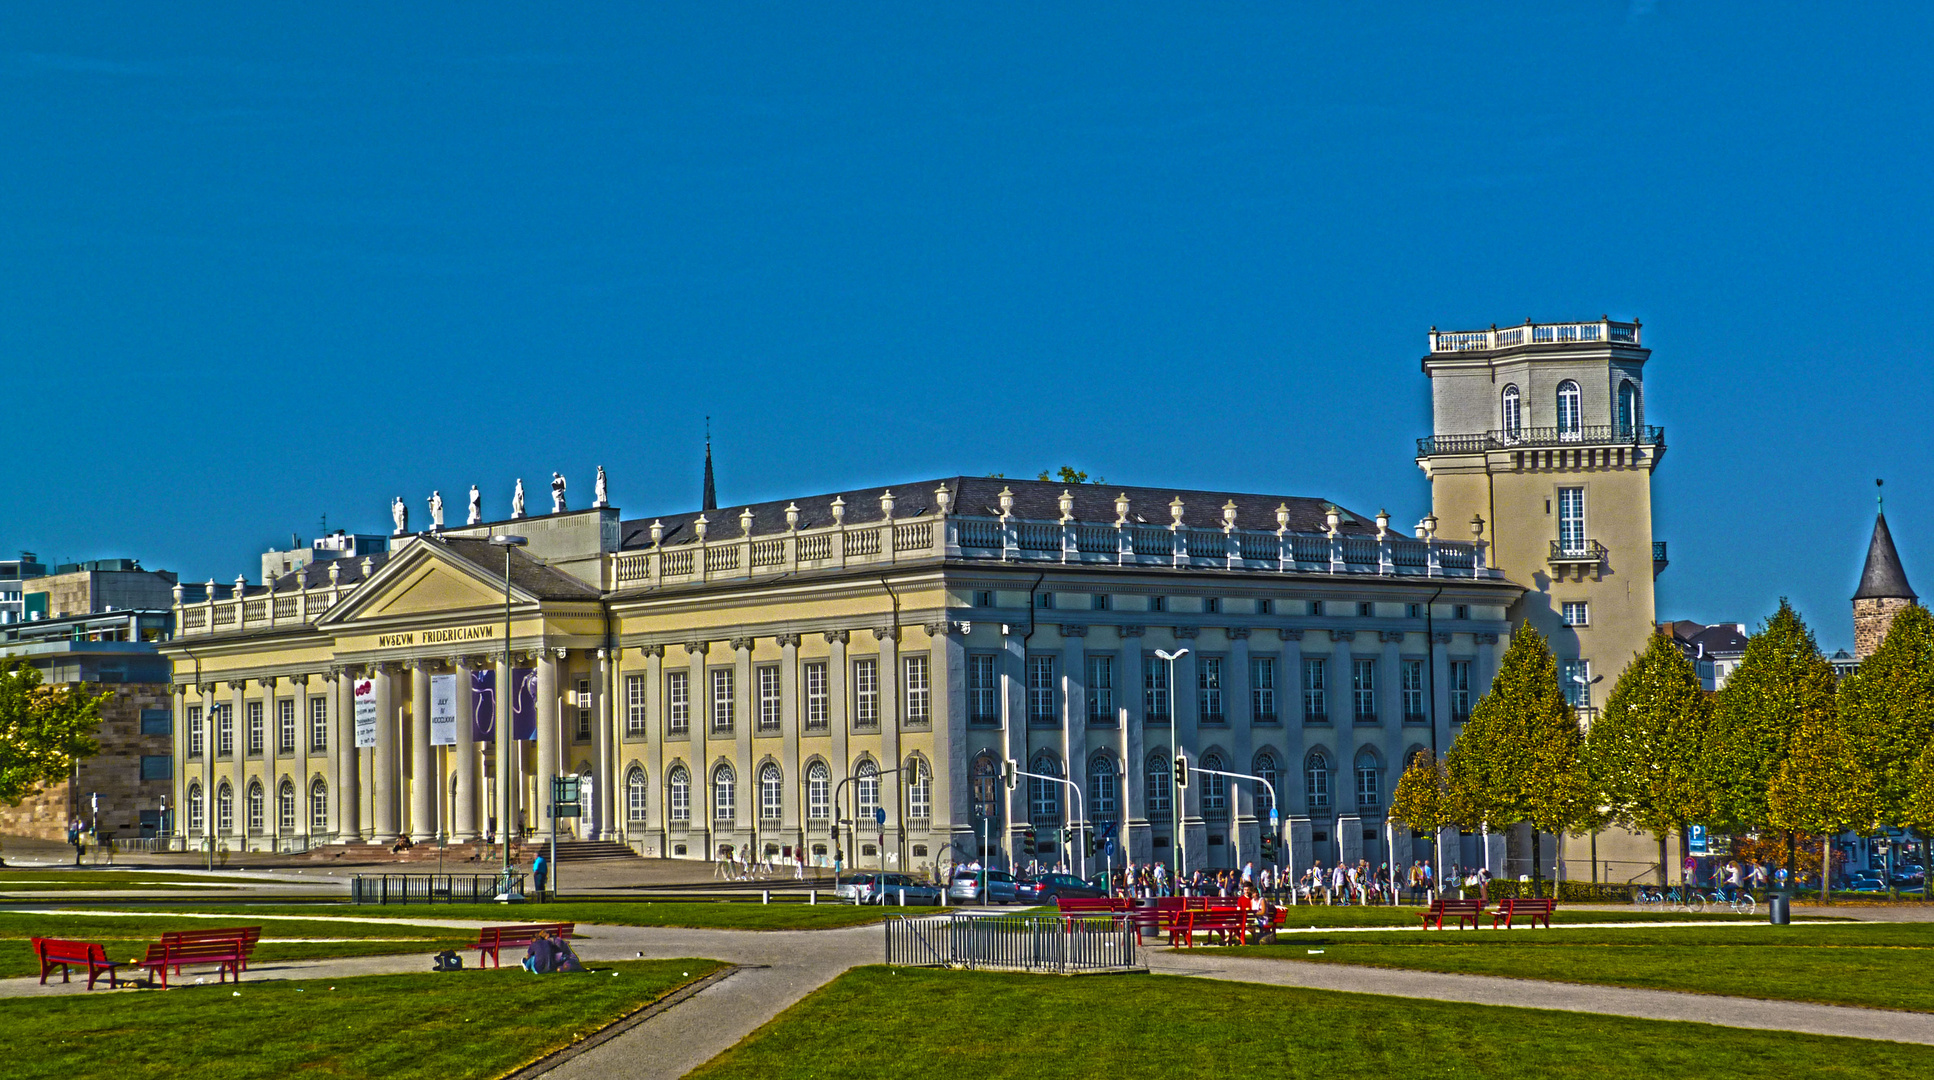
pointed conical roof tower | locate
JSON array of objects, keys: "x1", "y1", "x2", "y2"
[
  {"x1": 1853, "y1": 482, "x2": 1915, "y2": 659},
  {"x1": 702, "y1": 426, "x2": 718, "y2": 513}
]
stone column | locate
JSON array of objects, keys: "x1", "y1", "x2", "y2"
[
  {"x1": 1228, "y1": 628, "x2": 1254, "y2": 863},
  {"x1": 228, "y1": 680, "x2": 245, "y2": 846},
  {"x1": 925, "y1": 623, "x2": 959, "y2": 856},
  {"x1": 535, "y1": 648, "x2": 560, "y2": 842},
  {"x1": 1279, "y1": 630, "x2": 1305, "y2": 814},
  {"x1": 778, "y1": 634, "x2": 802, "y2": 849},
  {"x1": 642, "y1": 644, "x2": 664, "y2": 851},
  {"x1": 370, "y1": 665, "x2": 399, "y2": 844},
  {"x1": 411, "y1": 661, "x2": 435, "y2": 841},
  {"x1": 1119, "y1": 627, "x2": 1147, "y2": 862},
  {"x1": 686, "y1": 641, "x2": 709, "y2": 857},
  {"x1": 173, "y1": 684, "x2": 189, "y2": 849},
  {"x1": 824, "y1": 630, "x2": 849, "y2": 850},
  {"x1": 336, "y1": 669, "x2": 361, "y2": 841},
  {"x1": 733, "y1": 637, "x2": 754, "y2": 854},
  {"x1": 1332, "y1": 629, "x2": 1358, "y2": 829},
  {"x1": 454, "y1": 657, "x2": 479, "y2": 841},
  {"x1": 1430, "y1": 632, "x2": 1453, "y2": 758},
  {"x1": 292, "y1": 675, "x2": 310, "y2": 840},
  {"x1": 1173, "y1": 631, "x2": 1203, "y2": 871},
  {"x1": 1001, "y1": 626, "x2": 1026, "y2": 865},
  {"x1": 1059, "y1": 625, "x2": 1086, "y2": 868},
  {"x1": 596, "y1": 648, "x2": 613, "y2": 841},
  {"x1": 874, "y1": 626, "x2": 899, "y2": 862}
]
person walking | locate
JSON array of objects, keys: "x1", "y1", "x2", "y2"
[{"x1": 531, "y1": 852, "x2": 549, "y2": 900}]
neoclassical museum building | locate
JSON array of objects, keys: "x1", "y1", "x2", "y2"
[{"x1": 161, "y1": 317, "x2": 1665, "y2": 878}]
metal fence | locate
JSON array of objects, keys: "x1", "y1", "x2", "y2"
[
  {"x1": 885, "y1": 913, "x2": 1142, "y2": 974},
  {"x1": 351, "y1": 872, "x2": 527, "y2": 905}
]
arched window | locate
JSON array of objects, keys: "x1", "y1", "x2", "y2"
[
  {"x1": 1200, "y1": 752, "x2": 1227, "y2": 818},
  {"x1": 1089, "y1": 755, "x2": 1117, "y2": 818},
  {"x1": 1557, "y1": 380, "x2": 1582, "y2": 439},
  {"x1": 1501, "y1": 385, "x2": 1522, "y2": 440},
  {"x1": 1028, "y1": 753, "x2": 1062, "y2": 824},
  {"x1": 246, "y1": 781, "x2": 264, "y2": 834},
  {"x1": 905, "y1": 759, "x2": 932, "y2": 821},
  {"x1": 969, "y1": 754, "x2": 1001, "y2": 826},
  {"x1": 1617, "y1": 380, "x2": 1639, "y2": 439},
  {"x1": 1146, "y1": 753, "x2": 1172, "y2": 816},
  {"x1": 760, "y1": 763, "x2": 783, "y2": 821},
  {"x1": 278, "y1": 779, "x2": 296, "y2": 833},
  {"x1": 1253, "y1": 752, "x2": 1278, "y2": 823},
  {"x1": 1305, "y1": 751, "x2": 1331, "y2": 811},
  {"x1": 669, "y1": 765, "x2": 691, "y2": 823},
  {"x1": 626, "y1": 767, "x2": 648, "y2": 822},
  {"x1": 807, "y1": 761, "x2": 832, "y2": 821},
  {"x1": 309, "y1": 779, "x2": 328, "y2": 833},
  {"x1": 188, "y1": 783, "x2": 205, "y2": 835},
  {"x1": 1355, "y1": 748, "x2": 1382, "y2": 809},
  {"x1": 855, "y1": 760, "x2": 880, "y2": 823},
  {"x1": 216, "y1": 782, "x2": 234, "y2": 835},
  {"x1": 712, "y1": 763, "x2": 736, "y2": 822}
]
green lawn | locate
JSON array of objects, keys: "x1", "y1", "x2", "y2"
[
  {"x1": 0, "y1": 911, "x2": 474, "y2": 979},
  {"x1": 692, "y1": 966, "x2": 1931, "y2": 1079},
  {"x1": 1264, "y1": 903, "x2": 1768, "y2": 928},
  {"x1": 1222, "y1": 921, "x2": 1934, "y2": 1012},
  {"x1": 0, "y1": 869, "x2": 278, "y2": 891},
  {"x1": 0, "y1": 959, "x2": 720, "y2": 1080},
  {"x1": 92, "y1": 900, "x2": 946, "y2": 930}
]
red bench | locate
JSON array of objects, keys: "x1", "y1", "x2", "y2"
[
  {"x1": 1056, "y1": 897, "x2": 1148, "y2": 941},
  {"x1": 474, "y1": 922, "x2": 576, "y2": 969},
  {"x1": 140, "y1": 940, "x2": 244, "y2": 988},
  {"x1": 159, "y1": 927, "x2": 262, "y2": 974},
  {"x1": 1173, "y1": 904, "x2": 1249, "y2": 948},
  {"x1": 31, "y1": 938, "x2": 121, "y2": 990},
  {"x1": 1492, "y1": 897, "x2": 1557, "y2": 929},
  {"x1": 1419, "y1": 898, "x2": 1487, "y2": 930}
]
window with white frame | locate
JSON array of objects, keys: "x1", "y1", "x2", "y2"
[
  {"x1": 804, "y1": 662, "x2": 829, "y2": 731},
  {"x1": 855, "y1": 761, "x2": 880, "y2": 823},
  {"x1": 1255, "y1": 752, "x2": 1278, "y2": 822},
  {"x1": 666, "y1": 672, "x2": 690, "y2": 735},
  {"x1": 1087, "y1": 656, "x2": 1114, "y2": 725},
  {"x1": 309, "y1": 697, "x2": 328, "y2": 751},
  {"x1": 246, "y1": 701, "x2": 263, "y2": 754},
  {"x1": 278, "y1": 699, "x2": 295, "y2": 753},
  {"x1": 1200, "y1": 752, "x2": 1227, "y2": 817},
  {"x1": 1450, "y1": 661, "x2": 1473, "y2": 722},
  {"x1": 1402, "y1": 660, "x2": 1425, "y2": 722},
  {"x1": 853, "y1": 658, "x2": 879, "y2": 730},
  {"x1": 903, "y1": 655, "x2": 930, "y2": 726},
  {"x1": 278, "y1": 779, "x2": 296, "y2": 832},
  {"x1": 1501, "y1": 384, "x2": 1523, "y2": 439},
  {"x1": 807, "y1": 762, "x2": 831, "y2": 820},
  {"x1": 1618, "y1": 380, "x2": 1640, "y2": 438},
  {"x1": 711, "y1": 669, "x2": 734, "y2": 733},
  {"x1": 1252, "y1": 657, "x2": 1277, "y2": 721},
  {"x1": 1198, "y1": 658, "x2": 1224, "y2": 723},
  {"x1": 1146, "y1": 754, "x2": 1171, "y2": 815},
  {"x1": 1355, "y1": 748, "x2": 1381, "y2": 808},
  {"x1": 216, "y1": 704, "x2": 232, "y2": 756},
  {"x1": 626, "y1": 767, "x2": 648, "y2": 822},
  {"x1": 1558, "y1": 487, "x2": 1586, "y2": 553},
  {"x1": 1557, "y1": 380, "x2": 1582, "y2": 438},
  {"x1": 1028, "y1": 754, "x2": 1061, "y2": 824},
  {"x1": 1145, "y1": 658, "x2": 1169, "y2": 721},
  {"x1": 1560, "y1": 659, "x2": 1592, "y2": 708},
  {"x1": 1563, "y1": 601, "x2": 1589, "y2": 627},
  {"x1": 310, "y1": 779, "x2": 328, "y2": 832},
  {"x1": 188, "y1": 782, "x2": 205, "y2": 833},
  {"x1": 1089, "y1": 756, "x2": 1117, "y2": 818},
  {"x1": 1302, "y1": 659, "x2": 1327, "y2": 723},
  {"x1": 906, "y1": 759, "x2": 932, "y2": 820},
  {"x1": 757, "y1": 665, "x2": 782, "y2": 731},
  {"x1": 712, "y1": 763, "x2": 735, "y2": 821},
  {"x1": 669, "y1": 766, "x2": 690, "y2": 823},
  {"x1": 246, "y1": 780, "x2": 264, "y2": 833},
  {"x1": 1306, "y1": 751, "x2": 1331, "y2": 810},
  {"x1": 188, "y1": 705, "x2": 205, "y2": 756},
  {"x1": 576, "y1": 678, "x2": 592, "y2": 740},
  {"x1": 1351, "y1": 660, "x2": 1377, "y2": 722},
  {"x1": 1027, "y1": 656, "x2": 1056, "y2": 725},
  {"x1": 626, "y1": 674, "x2": 647, "y2": 737},
  {"x1": 760, "y1": 764, "x2": 782, "y2": 821},
  {"x1": 968, "y1": 654, "x2": 998, "y2": 724}
]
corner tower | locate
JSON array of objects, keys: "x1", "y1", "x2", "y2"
[
  {"x1": 1416, "y1": 318, "x2": 1665, "y2": 711},
  {"x1": 1853, "y1": 506, "x2": 1915, "y2": 660}
]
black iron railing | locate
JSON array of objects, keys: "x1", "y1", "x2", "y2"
[
  {"x1": 1549, "y1": 540, "x2": 1609, "y2": 563},
  {"x1": 884, "y1": 913, "x2": 1141, "y2": 974},
  {"x1": 351, "y1": 872, "x2": 526, "y2": 904},
  {"x1": 1653, "y1": 541, "x2": 1668, "y2": 563},
  {"x1": 1418, "y1": 425, "x2": 1664, "y2": 456}
]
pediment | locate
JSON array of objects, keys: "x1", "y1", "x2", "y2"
[{"x1": 320, "y1": 538, "x2": 528, "y2": 626}]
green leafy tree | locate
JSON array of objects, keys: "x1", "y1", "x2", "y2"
[
  {"x1": 1703, "y1": 600, "x2": 1838, "y2": 833},
  {"x1": 1446, "y1": 627, "x2": 1593, "y2": 896},
  {"x1": 1837, "y1": 604, "x2": 1934, "y2": 826},
  {"x1": 0, "y1": 660, "x2": 108, "y2": 806},
  {"x1": 1035, "y1": 466, "x2": 1106, "y2": 485},
  {"x1": 1768, "y1": 711, "x2": 1878, "y2": 902},
  {"x1": 1390, "y1": 753, "x2": 1465, "y2": 894},
  {"x1": 1906, "y1": 742, "x2": 1934, "y2": 834},
  {"x1": 1585, "y1": 632, "x2": 1713, "y2": 883}
]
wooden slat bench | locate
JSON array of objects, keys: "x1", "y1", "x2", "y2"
[
  {"x1": 31, "y1": 938, "x2": 121, "y2": 990},
  {"x1": 1419, "y1": 898, "x2": 1487, "y2": 930},
  {"x1": 140, "y1": 940, "x2": 244, "y2": 988},
  {"x1": 1056, "y1": 897, "x2": 1145, "y2": 941},
  {"x1": 159, "y1": 927, "x2": 262, "y2": 974},
  {"x1": 1173, "y1": 904, "x2": 1248, "y2": 948},
  {"x1": 474, "y1": 922, "x2": 576, "y2": 969},
  {"x1": 1492, "y1": 897, "x2": 1557, "y2": 929}
]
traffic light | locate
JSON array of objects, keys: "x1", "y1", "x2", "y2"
[
  {"x1": 1259, "y1": 832, "x2": 1277, "y2": 862},
  {"x1": 1002, "y1": 759, "x2": 1017, "y2": 790},
  {"x1": 1023, "y1": 824, "x2": 1037, "y2": 850},
  {"x1": 1084, "y1": 826, "x2": 1097, "y2": 857},
  {"x1": 1174, "y1": 752, "x2": 1189, "y2": 788}
]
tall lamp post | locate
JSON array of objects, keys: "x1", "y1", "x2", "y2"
[
  {"x1": 490, "y1": 533, "x2": 527, "y2": 901},
  {"x1": 1154, "y1": 648, "x2": 1189, "y2": 884}
]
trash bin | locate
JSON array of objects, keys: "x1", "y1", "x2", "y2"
[{"x1": 1768, "y1": 892, "x2": 1790, "y2": 925}]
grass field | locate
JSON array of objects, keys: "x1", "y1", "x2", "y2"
[
  {"x1": 88, "y1": 900, "x2": 947, "y2": 930},
  {"x1": 0, "y1": 911, "x2": 475, "y2": 979},
  {"x1": 690, "y1": 966, "x2": 1932, "y2": 1079},
  {"x1": 1259, "y1": 903, "x2": 1771, "y2": 928},
  {"x1": 0, "y1": 869, "x2": 279, "y2": 892},
  {"x1": 1223, "y1": 921, "x2": 1934, "y2": 1012},
  {"x1": 0, "y1": 958, "x2": 719, "y2": 1080}
]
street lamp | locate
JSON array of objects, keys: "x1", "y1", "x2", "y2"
[
  {"x1": 1154, "y1": 647, "x2": 1188, "y2": 884},
  {"x1": 489, "y1": 534, "x2": 527, "y2": 901}
]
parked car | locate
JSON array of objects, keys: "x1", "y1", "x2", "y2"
[
  {"x1": 947, "y1": 869, "x2": 1019, "y2": 904},
  {"x1": 859, "y1": 874, "x2": 943, "y2": 905},
  {"x1": 835, "y1": 873, "x2": 883, "y2": 903},
  {"x1": 1015, "y1": 873, "x2": 1109, "y2": 903}
]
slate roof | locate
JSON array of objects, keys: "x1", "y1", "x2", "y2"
[
  {"x1": 435, "y1": 536, "x2": 602, "y2": 600},
  {"x1": 267, "y1": 550, "x2": 392, "y2": 593},
  {"x1": 620, "y1": 476, "x2": 1374, "y2": 550},
  {"x1": 1855, "y1": 513, "x2": 1916, "y2": 601}
]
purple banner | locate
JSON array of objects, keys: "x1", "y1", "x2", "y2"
[
  {"x1": 471, "y1": 669, "x2": 496, "y2": 741},
  {"x1": 511, "y1": 667, "x2": 537, "y2": 741}
]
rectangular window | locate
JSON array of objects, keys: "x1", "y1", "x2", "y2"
[
  {"x1": 1563, "y1": 601, "x2": 1590, "y2": 627},
  {"x1": 1027, "y1": 656, "x2": 1056, "y2": 725},
  {"x1": 278, "y1": 699, "x2": 295, "y2": 753},
  {"x1": 1091, "y1": 594, "x2": 1110, "y2": 611},
  {"x1": 1205, "y1": 597, "x2": 1220, "y2": 614},
  {"x1": 1149, "y1": 595, "x2": 1166, "y2": 613},
  {"x1": 1310, "y1": 600, "x2": 1324, "y2": 616},
  {"x1": 310, "y1": 696, "x2": 329, "y2": 751},
  {"x1": 1147, "y1": 759, "x2": 1171, "y2": 815},
  {"x1": 903, "y1": 655, "x2": 930, "y2": 726},
  {"x1": 1560, "y1": 659, "x2": 1591, "y2": 708},
  {"x1": 626, "y1": 674, "x2": 647, "y2": 737},
  {"x1": 1558, "y1": 487, "x2": 1586, "y2": 552},
  {"x1": 246, "y1": 701, "x2": 263, "y2": 754},
  {"x1": 1145, "y1": 658, "x2": 1170, "y2": 721},
  {"x1": 973, "y1": 590, "x2": 994, "y2": 608},
  {"x1": 711, "y1": 669, "x2": 734, "y2": 733},
  {"x1": 140, "y1": 755, "x2": 172, "y2": 781},
  {"x1": 1258, "y1": 598, "x2": 1272, "y2": 615},
  {"x1": 1358, "y1": 602, "x2": 1374, "y2": 617},
  {"x1": 576, "y1": 678, "x2": 592, "y2": 740},
  {"x1": 1450, "y1": 661, "x2": 1473, "y2": 723},
  {"x1": 1302, "y1": 659, "x2": 1326, "y2": 723},
  {"x1": 1402, "y1": 660, "x2": 1426, "y2": 723},
  {"x1": 666, "y1": 671, "x2": 690, "y2": 735},
  {"x1": 853, "y1": 658, "x2": 879, "y2": 729},
  {"x1": 216, "y1": 704, "x2": 233, "y2": 756},
  {"x1": 671, "y1": 774, "x2": 690, "y2": 822},
  {"x1": 1357, "y1": 760, "x2": 1380, "y2": 808},
  {"x1": 1036, "y1": 592, "x2": 1054, "y2": 609},
  {"x1": 758, "y1": 665, "x2": 783, "y2": 731},
  {"x1": 804, "y1": 662, "x2": 829, "y2": 731},
  {"x1": 1087, "y1": 656, "x2": 1114, "y2": 725},
  {"x1": 1352, "y1": 660, "x2": 1377, "y2": 723},
  {"x1": 187, "y1": 705, "x2": 204, "y2": 757},
  {"x1": 968, "y1": 654, "x2": 998, "y2": 725},
  {"x1": 1454, "y1": 604, "x2": 1470, "y2": 620},
  {"x1": 1198, "y1": 658, "x2": 1224, "y2": 723},
  {"x1": 140, "y1": 708, "x2": 172, "y2": 736},
  {"x1": 1406, "y1": 603, "x2": 1422, "y2": 619},
  {"x1": 1252, "y1": 657, "x2": 1277, "y2": 722}
]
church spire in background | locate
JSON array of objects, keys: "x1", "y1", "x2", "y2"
[{"x1": 702, "y1": 416, "x2": 717, "y2": 512}]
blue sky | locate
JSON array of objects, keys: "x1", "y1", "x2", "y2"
[{"x1": 4, "y1": 4, "x2": 1928, "y2": 650}]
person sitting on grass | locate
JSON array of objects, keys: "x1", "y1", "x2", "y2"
[{"x1": 524, "y1": 930, "x2": 561, "y2": 974}]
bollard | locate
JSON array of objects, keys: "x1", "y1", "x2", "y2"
[
  {"x1": 762, "y1": 889, "x2": 770, "y2": 905},
  {"x1": 809, "y1": 889, "x2": 817, "y2": 905},
  {"x1": 897, "y1": 889, "x2": 905, "y2": 907}
]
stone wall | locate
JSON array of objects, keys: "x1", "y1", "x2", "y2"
[
  {"x1": 0, "y1": 681, "x2": 174, "y2": 843},
  {"x1": 1854, "y1": 596, "x2": 1913, "y2": 660}
]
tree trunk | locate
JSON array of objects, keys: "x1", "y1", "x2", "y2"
[
  {"x1": 1821, "y1": 834, "x2": 1830, "y2": 905},
  {"x1": 1657, "y1": 832, "x2": 1669, "y2": 886},
  {"x1": 1531, "y1": 828, "x2": 1543, "y2": 898}
]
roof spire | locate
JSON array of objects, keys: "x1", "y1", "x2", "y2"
[
  {"x1": 702, "y1": 417, "x2": 717, "y2": 512},
  {"x1": 1854, "y1": 484, "x2": 1915, "y2": 601}
]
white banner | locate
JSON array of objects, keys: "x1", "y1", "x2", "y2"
[
  {"x1": 430, "y1": 674, "x2": 458, "y2": 746},
  {"x1": 354, "y1": 677, "x2": 378, "y2": 748}
]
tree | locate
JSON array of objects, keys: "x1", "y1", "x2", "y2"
[
  {"x1": 1768, "y1": 710, "x2": 1878, "y2": 903},
  {"x1": 1585, "y1": 632, "x2": 1713, "y2": 883},
  {"x1": 1837, "y1": 604, "x2": 1934, "y2": 827},
  {"x1": 1445, "y1": 627, "x2": 1593, "y2": 897},
  {"x1": 1035, "y1": 466, "x2": 1106, "y2": 485},
  {"x1": 1703, "y1": 601, "x2": 1838, "y2": 834},
  {"x1": 1907, "y1": 742, "x2": 1934, "y2": 835},
  {"x1": 1390, "y1": 752, "x2": 1462, "y2": 894},
  {"x1": 0, "y1": 660, "x2": 108, "y2": 806}
]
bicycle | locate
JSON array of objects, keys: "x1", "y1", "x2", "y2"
[
  {"x1": 1631, "y1": 886, "x2": 1663, "y2": 909},
  {"x1": 1707, "y1": 886, "x2": 1756, "y2": 916},
  {"x1": 1659, "y1": 886, "x2": 1704, "y2": 913}
]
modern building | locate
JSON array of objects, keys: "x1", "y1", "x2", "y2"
[
  {"x1": 26, "y1": 559, "x2": 179, "y2": 620},
  {"x1": 0, "y1": 552, "x2": 49, "y2": 624},
  {"x1": 261, "y1": 531, "x2": 390, "y2": 586},
  {"x1": 0, "y1": 608, "x2": 177, "y2": 842},
  {"x1": 1659, "y1": 620, "x2": 1750, "y2": 692}
]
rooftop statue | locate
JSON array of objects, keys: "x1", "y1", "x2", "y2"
[
  {"x1": 391, "y1": 496, "x2": 408, "y2": 535},
  {"x1": 551, "y1": 472, "x2": 568, "y2": 514},
  {"x1": 428, "y1": 490, "x2": 445, "y2": 531},
  {"x1": 467, "y1": 485, "x2": 482, "y2": 525},
  {"x1": 594, "y1": 465, "x2": 609, "y2": 508},
  {"x1": 512, "y1": 479, "x2": 526, "y2": 519}
]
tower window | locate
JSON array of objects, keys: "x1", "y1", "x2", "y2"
[
  {"x1": 1563, "y1": 602, "x2": 1590, "y2": 627},
  {"x1": 1617, "y1": 380, "x2": 1639, "y2": 439},
  {"x1": 1557, "y1": 381, "x2": 1582, "y2": 439},
  {"x1": 1406, "y1": 603, "x2": 1422, "y2": 619},
  {"x1": 1558, "y1": 488, "x2": 1586, "y2": 553},
  {"x1": 1501, "y1": 384, "x2": 1522, "y2": 440},
  {"x1": 1036, "y1": 592, "x2": 1054, "y2": 610},
  {"x1": 1149, "y1": 595, "x2": 1166, "y2": 613},
  {"x1": 1205, "y1": 597, "x2": 1220, "y2": 614}
]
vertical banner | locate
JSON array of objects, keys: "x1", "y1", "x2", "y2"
[
  {"x1": 471, "y1": 668, "x2": 496, "y2": 740},
  {"x1": 430, "y1": 674, "x2": 458, "y2": 746},
  {"x1": 353, "y1": 677, "x2": 378, "y2": 748},
  {"x1": 511, "y1": 667, "x2": 538, "y2": 740}
]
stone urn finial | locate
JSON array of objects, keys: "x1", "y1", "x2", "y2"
[
  {"x1": 1222, "y1": 500, "x2": 1239, "y2": 532},
  {"x1": 997, "y1": 487, "x2": 1013, "y2": 518},
  {"x1": 830, "y1": 497, "x2": 846, "y2": 525},
  {"x1": 1375, "y1": 508, "x2": 1390, "y2": 538},
  {"x1": 785, "y1": 503, "x2": 800, "y2": 531},
  {"x1": 740, "y1": 507, "x2": 755, "y2": 536},
  {"x1": 1275, "y1": 503, "x2": 1291, "y2": 534},
  {"x1": 880, "y1": 490, "x2": 896, "y2": 520},
  {"x1": 934, "y1": 485, "x2": 952, "y2": 516},
  {"x1": 1058, "y1": 490, "x2": 1075, "y2": 522},
  {"x1": 1169, "y1": 497, "x2": 1186, "y2": 529},
  {"x1": 650, "y1": 519, "x2": 665, "y2": 546},
  {"x1": 694, "y1": 514, "x2": 709, "y2": 542},
  {"x1": 1114, "y1": 493, "x2": 1130, "y2": 524}
]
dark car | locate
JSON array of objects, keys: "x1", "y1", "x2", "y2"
[{"x1": 1016, "y1": 872, "x2": 1109, "y2": 903}]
